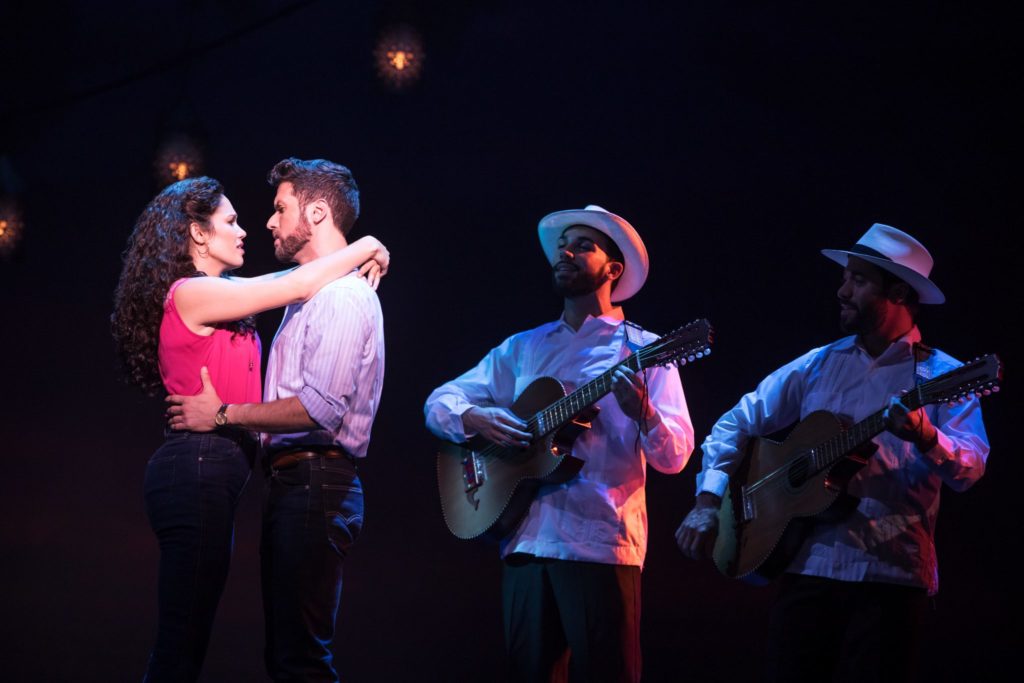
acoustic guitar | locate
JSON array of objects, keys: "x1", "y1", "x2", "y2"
[
  {"x1": 437, "y1": 319, "x2": 713, "y2": 541},
  {"x1": 713, "y1": 353, "x2": 1002, "y2": 583}
]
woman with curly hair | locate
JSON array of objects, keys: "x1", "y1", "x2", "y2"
[{"x1": 111, "y1": 176, "x2": 388, "y2": 682}]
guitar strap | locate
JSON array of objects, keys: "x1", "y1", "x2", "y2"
[
  {"x1": 913, "y1": 341, "x2": 935, "y2": 384},
  {"x1": 622, "y1": 320, "x2": 647, "y2": 352},
  {"x1": 622, "y1": 320, "x2": 652, "y2": 450}
]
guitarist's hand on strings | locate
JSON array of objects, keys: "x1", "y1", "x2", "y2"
[
  {"x1": 884, "y1": 395, "x2": 940, "y2": 453},
  {"x1": 611, "y1": 367, "x2": 656, "y2": 424},
  {"x1": 675, "y1": 492, "x2": 722, "y2": 560},
  {"x1": 463, "y1": 406, "x2": 532, "y2": 448}
]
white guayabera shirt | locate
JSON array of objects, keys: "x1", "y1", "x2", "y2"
[
  {"x1": 425, "y1": 308, "x2": 694, "y2": 568},
  {"x1": 698, "y1": 327, "x2": 989, "y2": 594}
]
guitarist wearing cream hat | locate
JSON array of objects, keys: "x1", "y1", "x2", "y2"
[
  {"x1": 425, "y1": 205, "x2": 695, "y2": 682},
  {"x1": 676, "y1": 223, "x2": 992, "y2": 682}
]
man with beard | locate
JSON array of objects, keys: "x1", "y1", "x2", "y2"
[
  {"x1": 167, "y1": 158, "x2": 385, "y2": 682},
  {"x1": 676, "y1": 224, "x2": 989, "y2": 682},
  {"x1": 425, "y1": 205, "x2": 694, "y2": 682}
]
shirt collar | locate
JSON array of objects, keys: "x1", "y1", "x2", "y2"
[
  {"x1": 848, "y1": 326, "x2": 922, "y2": 364},
  {"x1": 552, "y1": 307, "x2": 626, "y2": 335}
]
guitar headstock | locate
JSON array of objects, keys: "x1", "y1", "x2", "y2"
[
  {"x1": 639, "y1": 318, "x2": 714, "y2": 370},
  {"x1": 909, "y1": 353, "x2": 1003, "y2": 409}
]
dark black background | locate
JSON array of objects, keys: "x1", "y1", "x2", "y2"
[{"x1": 0, "y1": 1, "x2": 1018, "y2": 680}]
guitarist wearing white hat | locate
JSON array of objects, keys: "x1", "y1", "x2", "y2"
[
  {"x1": 676, "y1": 223, "x2": 991, "y2": 682},
  {"x1": 425, "y1": 205, "x2": 694, "y2": 682}
]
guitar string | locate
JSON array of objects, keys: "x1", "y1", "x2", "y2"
[
  {"x1": 473, "y1": 332, "x2": 707, "y2": 461},
  {"x1": 741, "y1": 365, "x2": 988, "y2": 499},
  {"x1": 519, "y1": 338, "x2": 707, "y2": 446}
]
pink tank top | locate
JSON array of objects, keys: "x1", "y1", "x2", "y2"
[{"x1": 158, "y1": 278, "x2": 262, "y2": 403}]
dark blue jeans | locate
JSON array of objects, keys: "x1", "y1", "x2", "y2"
[
  {"x1": 142, "y1": 430, "x2": 256, "y2": 682},
  {"x1": 261, "y1": 454, "x2": 364, "y2": 683}
]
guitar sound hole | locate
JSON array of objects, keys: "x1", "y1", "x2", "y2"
[{"x1": 787, "y1": 455, "x2": 810, "y2": 488}]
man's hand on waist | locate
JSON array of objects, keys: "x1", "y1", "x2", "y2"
[{"x1": 166, "y1": 366, "x2": 221, "y2": 432}]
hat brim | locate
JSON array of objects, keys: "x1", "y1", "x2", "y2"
[
  {"x1": 822, "y1": 249, "x2": 945, "y2": 304},
  {"x1": 538, "y1": 208, "x2": 649, "y2": 302}
]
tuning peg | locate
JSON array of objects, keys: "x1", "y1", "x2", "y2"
[
  {"x1": 696, "y1": 351, "x2": 704, "y2": 359},
  {"x1": 992, "y1": 386, "x2": 1000, "y2": 393}
]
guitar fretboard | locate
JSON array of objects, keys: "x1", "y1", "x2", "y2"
[
  {"x1": 527, "y1": 353, "x2": 644, "y2": 438},
  {"x1": 809, "y1": 373, "x2": 954, "y2": 474},
  {"x1": 810, "y1": 408, "x2": 893, "y2": 474}
]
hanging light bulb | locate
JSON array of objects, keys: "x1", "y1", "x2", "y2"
[
  {"x1": 0, "y1": 196, "x2": 24, "y2": 257},
  {"x1": 374, "y1": 24, "x2": 425, "y2": 90},
  {"x1": 154, "y1": 133, "x2": 204, "y2": 186}
]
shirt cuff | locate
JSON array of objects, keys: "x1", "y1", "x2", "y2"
[
  {"x1": 921, "y1": 430, "x2": 955, "y2": 467},
  {"x1": 699, "y1": 469, "x2": 730, "y2": 498}
]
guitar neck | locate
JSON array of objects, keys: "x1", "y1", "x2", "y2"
[
  {"x1": 813, "y1": 387, "x2": 929, "y2": 474},
  {"x1": 528, "y1": 354, "x2": 642, "y2": 438},
  {"x1": 814, "y1": 409, "x2": 888, "y2": 473}
]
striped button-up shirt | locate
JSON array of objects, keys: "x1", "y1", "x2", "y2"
[{"x1": 264, "y1": 273, "x2": 384, "y2": 458}]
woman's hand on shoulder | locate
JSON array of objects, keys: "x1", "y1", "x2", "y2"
[
  {"x1": 355, "y1": 235, "x2": 389, "y2": 275},
  {"x1": 353, "y1": 235, "x2": 389, "y2": 289},
  {"x1": 359, "y1": 261, "x2": 384, "y2": 290}
]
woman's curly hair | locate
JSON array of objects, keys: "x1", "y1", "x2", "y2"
[{"x1": 112, "y1": 177, "x2": 254, "y2": 395}]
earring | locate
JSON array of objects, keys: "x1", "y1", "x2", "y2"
[{"x1": 197, "y1": 244, "x2": 209, "y2": 257}]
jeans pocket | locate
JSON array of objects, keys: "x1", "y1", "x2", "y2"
[
  {"x1": 323, "y1": 484, "x2": 364, "y2": 557},
  {"x1": 197, "y1": 434, "x2": 241, "y2": 462}
]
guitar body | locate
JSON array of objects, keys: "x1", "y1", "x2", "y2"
[
  {"x1": 713, "y1": 411, "x2": 871, "y2": 583},
  {"x1": 436, "y1": 377, "x2": 588, "y2": 541}
]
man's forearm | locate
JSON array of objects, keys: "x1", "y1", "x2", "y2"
[{"x1": 226, "y1": 396, "x2": 319, "y2": 433}]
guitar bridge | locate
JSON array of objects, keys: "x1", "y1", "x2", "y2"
[
  {"x1": 462, "y1": 452, "x2": 486, "y2": 492},
  {"x1": 740, "y1": 486, "x2": 756, "y2": 522}
]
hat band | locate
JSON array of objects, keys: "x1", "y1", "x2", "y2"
[{"x1": 848, "y1": 243, "x2": 891, "y2": 261}]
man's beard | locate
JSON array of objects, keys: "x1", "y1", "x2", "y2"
[
  {"x1": 274, "y1": 215, "x2": 312, "y2": 263},
  {"x1": 552, "y1": 265, "x2": 605, "y2": 298},
  {"x1": 839, "y1": 300, "x2": 885, "y2": 335}
]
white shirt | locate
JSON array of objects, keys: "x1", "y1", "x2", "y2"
[
  {"x1": 264, "y1": 275, "x2": 385, "y2": 458},
  {"x1": 425, "y1": 308, "x2": 694, "y2": 567},
  {"x1": 698, "y1": 328, "x2": 989, "y2": 593}
]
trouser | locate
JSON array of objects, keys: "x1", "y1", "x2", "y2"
[
  {"x1": 764, "y1": 573, "x2": 929, "y2": 683},
  {"x1": 502, "y1": 554, "x2": 642, "y2": 683},
  {"x1": 142, "y1": 430, "x2": 255, "y2": 682},
  {"x1": 261, "y1": 452, "x2": 364, "y2": 682}
]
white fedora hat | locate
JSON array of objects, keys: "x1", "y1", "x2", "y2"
[
  {"x1": 822, "y1": 223, "x2": 945, "y2": 304},
  {"x1": 538, "y1": 204, "x2": 649, "y2": 303}
]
